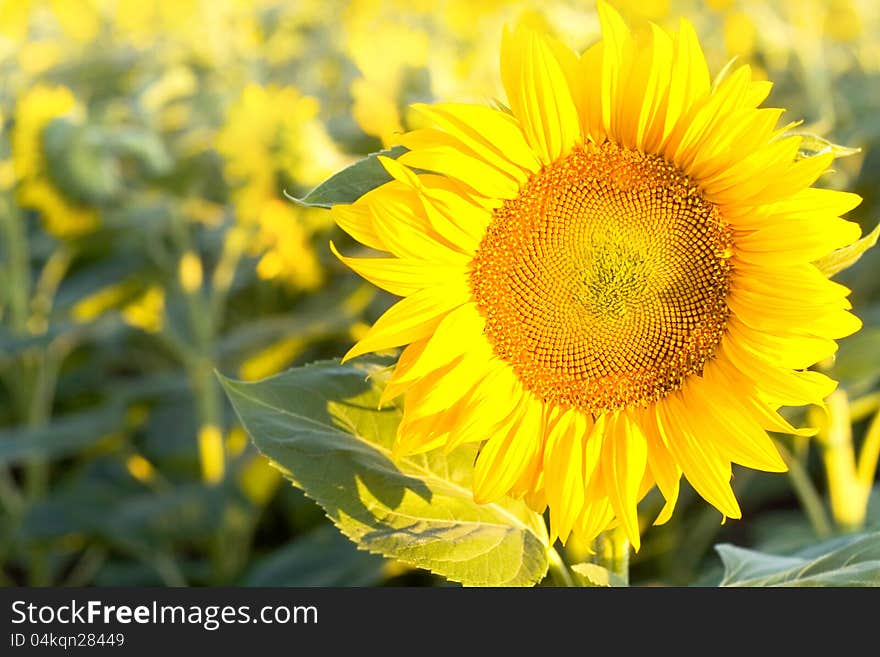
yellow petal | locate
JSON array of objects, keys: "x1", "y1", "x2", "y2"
[
  {"x1": 500, "y1": 23, "x2": 581, "y2": 163},
  {"x1": 600, "y1": 410, "x2": 648, "y2": 551},
  {"x1": 343, "y1": 282, "x2": 470, "y2": 362},
  {"x1": 633, "y1": 23, "x2": 673, "y2": 152},
  {"x1": 410, "y1": 103, "x2": 540, "y2": 177},
  {"x1": 379, "y1": 338, "x2": 429, "y2": 406},
  {"x1": 543, "y1": 409, "x2": 589, "y2": 543},
  {"x1": 660, "y1": 18, "x2": 710, "y2": 146},
  {"x1": 718, "y1": 338, "x2": 837, "y2": 407},
  {"x1": 656, "y1": 395, "x2": 742, "y2": 519},
  {"x1": 669, "y1": 64, "x2": 753, "y2": 169},
  {"x1": 726, "y1": 316, "x2": 838, "y2": 370},
  {"x1": 575, "y1": 496, "x2": 616, "y2": 545},
  {"x1": 473, "y1": 394, "x2": 544, "y2": 503},
  {"x1": 637, "y1": 406, "x2": 682, "y2": 525},
  {"x1": 443, "y1": 363, "x2": 525, "y2": 452},
  {"x1": 734, "y1": 217, "x2": 862, "y2": 265},
  {"x1": 578, "y1": 42, "x2": 605, "y2": 142},
  {"x1": 597, "y1": 0, "x2": 633, "y2": 141},
  {"x1": 386, "y1": 302, "x2": 487, "y2": 389},
  {"x1": 685, "y1": 370, "x2": 787, "y2": 472},
  {"x1": 419, "y1": 175, "x2": 493, "y2": 248},
  {"x1": 368, "y1": 189, "x2": 470, "y2": 262},
  {"x1": 711, "y1": 357, "x2": 818, "y2": 437},
  {"x1": 688, "y1": 107, "x2": 784, "y2": 181},
  {"x1": 331, "y1": 203, "x2": 386, "y2": 252},
  {"x1": 330, "y1": 242, "x2": 467, "y2": 297},
  {"x1": 399, "y1": 146, "x2": 520, "y2": 199}
]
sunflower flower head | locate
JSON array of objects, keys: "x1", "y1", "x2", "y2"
[
  {"x1": 331, "y1": 1, "x2": 863, "y2": 550},
  {"x1": 11, "y1": 84, "x2": 99, "y2": 238}
]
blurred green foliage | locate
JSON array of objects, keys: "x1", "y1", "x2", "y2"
[{"x1": 0, "y1": 0, "x2": 878, "y2": 586}]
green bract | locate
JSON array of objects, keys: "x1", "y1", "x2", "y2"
[{"x1": 291, "y1": 146, "x2": 407, "y2": 208}]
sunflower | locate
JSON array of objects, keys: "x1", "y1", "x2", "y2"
[
  {"x1": 11, "y1": 84, "x2": 98, "y2": 238},
  {"x1": 215, "y1": 83, "x2": 342, "y2": 291},
  {"x1": 330, "y1": 1, "x2": 862, "y2": 550}
]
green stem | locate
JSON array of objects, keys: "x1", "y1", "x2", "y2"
[
  {"x1": 857, "y1": 407, "x2": 880, "y2": 490},
  {"x1": 169, "y1": 217, "x2": 225, "y2": 484},
  {"x1": 820, "y1": 390, "x2": 867, "y2": 531},
  {"x1": 774, "y1": 438, "x2": 833, "y2": 538},
  {"x1": 62, "y1": 545, "x2": 107, "y2": 586},
  {"x1": 0, "y1": 198, "x2": 31, "y2": 333},
  {"x1": 0, "y1": 198, "x2": 52, "y2": 584},
  {"x1": 589, "y1": 526, "x2": 630, "y2": 586},
  {"x1": 850, "y1": 391, "x2": 880, "y2": 424},
  {"x1": 547, "y1": 547, "x2": 575, "y2": 587},
  {"x1": 209, "y1": 224, "x2": 249, "y2": 330},
  {"x1": 168, "y1": 215, "x2": 232, "y2": 581}
]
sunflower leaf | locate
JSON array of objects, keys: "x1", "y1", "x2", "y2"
[
  {"x1": 814, "y1": 221, "x2": 880, "y2": 278},
  {"x1": 219, "y1": 357, "x2": 550, "y2": 587},
  {"x1": 288, "y1": 146, "x2": 408, "y2": 208},
  {"x1": 570, "y1": 562, "x2": 627, "y2": 587},
  {"x1": 716, "y1": 531, "x2": 880, "y2": 586}
]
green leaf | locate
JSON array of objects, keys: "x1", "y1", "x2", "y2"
[
  {"x1": 290, "y1": 146, "x2": 407, "y2": 208},
  {"x1": 814, "y1": 222, "x2": 880, "y2": 278},
  {"x1": 791, "y1": 132, "x2": 861, "y2": 160},
  {"x1": 43, "y1": 118, "x2": 121, "y2": 204},
  {"x1": 717, "y1": 531, "x2": 880, "y2": 586},
  {"x1": 219, "y1": 358, "x2": 550, "y2": 587},
  {"x1": 571, "y1": 562, "x2": 627, "y2": 587},
  {"x1": 0, "y1": 405, "x2": 126, "y2": 466},
  {"x1": 242, "y1": 525, "x2": 388, "y2": 587}
]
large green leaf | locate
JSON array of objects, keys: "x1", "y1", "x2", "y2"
[
  {"x1": 717, "y1": 531, "x2": 880, "y2": 586},
  {"x1": 290, "y1": 146, "x2": 406, "y2": 208},
  {"x1": 219, "y1": 358, "x2": 550, "y2": 587}
]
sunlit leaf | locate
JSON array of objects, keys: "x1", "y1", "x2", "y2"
[
  {"x1": 219, "y1": 357, "x2": 550, "y2": 587},
  {"x1": 571, "y1": 562, "x2": 627, "y2": 587},
  {"x1": 814, "y1": 222, "x2": 880, "y2": 278},
  {"x1": 790, "y1": 132, "x2": 861, "y2": 160},
  {"x1": 290, "y1": 146, "x2": 407, "y2": 208},
  {"x1": 717, "y1": 531, "x2": 880, "y2": 586}
]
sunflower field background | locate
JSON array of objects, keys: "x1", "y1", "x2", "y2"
[{"x1": 0, "y1": 0, "x2": 879, "y2": 588}]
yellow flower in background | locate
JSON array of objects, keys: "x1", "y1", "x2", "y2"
[
  {"x1": 252, "y1": 200, "x2": 324, "y2": 292},
  {"x1": 122, "y1": 286, "x2": 165, "y2": 333},
  {"x1": 216, "y1": 83, "x2": 342, "y2": 291},
  {"x1": 11, "y1": 84, "x2": 98, "y2": 238},
  {"x1": 331, "y1": 2, "x2": 863, "y2": 549},
  {"x1": 342, "y1": 2, "x2": 431, "y2": 147},
  {"x1": 341, "y1": 1, "x2": 603, "y2": 145},
  {"x1": 217, "y1": 83, "x2": 342, "y2": 219},
  {"x1": 824, "y1": 0, "x2": 862, "y2": 42},
  {"x1": 723, "y1": 11, "x2": 757, "y2": 58},
  {"x1": 0, "y1": 0, "x2": 99, "y2": 43}
]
